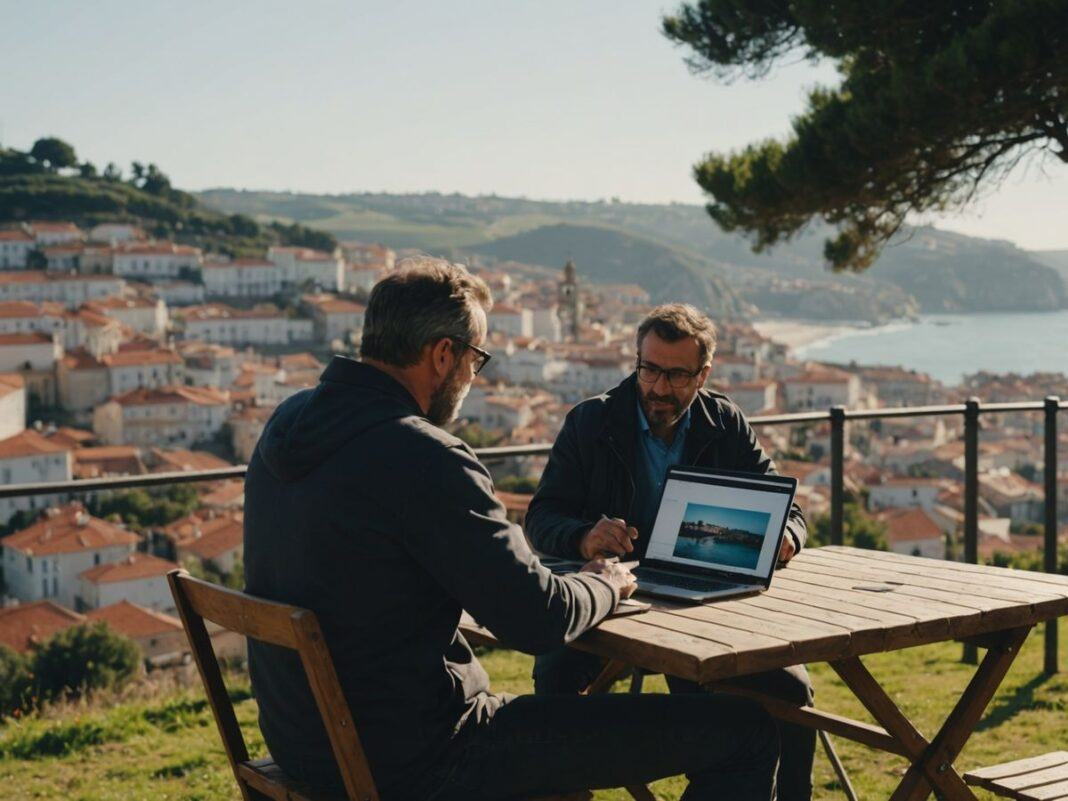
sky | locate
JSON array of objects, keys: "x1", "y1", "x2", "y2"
[
  {"x1": 682, "y1": 504, "x2": 769, "y2": 534},
  {"x1": 3, "y1": 0, "x2": 1067, "y2": 251}
]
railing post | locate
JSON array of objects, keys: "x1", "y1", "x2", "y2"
[
  {"x1": 830, "y1": 405, "x2": 846, "y2": 547},
  {"x1": 962, "y1": 396, "x2": 980, "y2": 665},
  {"x1": 1045, "y1": 395, "x2": 1060, "y2": 674}
]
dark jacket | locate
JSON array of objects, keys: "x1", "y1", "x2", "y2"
[
  {"x1": 243, "y1": 357, "x2": 617, "y2": 799},
  {"x1": 526, "y1": 373, "x2": 807, "y2": 560}
]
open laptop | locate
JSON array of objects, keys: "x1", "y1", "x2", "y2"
[{"x1": 539, "y1": 465, "x2": 797, "y2": 603}]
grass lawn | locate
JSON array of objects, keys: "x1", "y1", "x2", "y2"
[{"x1": 3, "y1": 624, "x2": 1067, "y2": 800}]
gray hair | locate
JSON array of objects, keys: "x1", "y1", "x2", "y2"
[
  {"x1": 636, "y1": 303, "x2": 717, "y2": 365},
  {"x1": 361, "y1": 256, "x2": 493, "y2": 366}
]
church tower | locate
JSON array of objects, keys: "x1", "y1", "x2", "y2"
[{"x1": 558, "y1": 258, "x2": 582, "y2": 342}]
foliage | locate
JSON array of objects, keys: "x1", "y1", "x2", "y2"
[
  {"x1": 0, "y1": 646, "x2": 31, "y2": 717},
  {"x1": 181, "y1": 554, "x2": 244, "y2": 591},
  {"x1": 29, "y1": 138, "x2": 78, "y2": 171},
  {"x1": 452, "y1": 423, "x2": 503, "y2": 448},
  {"x1": 0, "y1": 137, "x2": 336, "y2": 258},
  {"x1": 809, "y1": 501, "x2": 889, "y2": 551},
  {"x1": 30, "y1": 623, "x2": 140, "y2": 703},
  {"x1": 662, "y1": 1, "x2": 1068, "y2": 271},
  {"x1": 496, "y1": 475, "x2": 539, "y2": 493},
  {"x1": 86, "y1": 485, "x2": 200, "y2": 532}
]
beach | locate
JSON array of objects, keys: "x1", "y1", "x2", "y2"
[{"x1": 751, "y1": 318, "x2": 867, "y2": 352}]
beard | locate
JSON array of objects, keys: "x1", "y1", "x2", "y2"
[
  {"x1": 639, "y1": 388, "x2": 685, "y2": 429},
  {"x1": 427, "y1": 362, "x2": 471, "y2": 426}
]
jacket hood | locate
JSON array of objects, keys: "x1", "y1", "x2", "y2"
[{"x1": 255, "y1": 356, "x2": 423, "y2": 482}]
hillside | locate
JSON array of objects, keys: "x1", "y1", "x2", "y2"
[
  {"x1": 198, "y1": 189, "x2": 1065, "y2": 319},
  {"x1": 0, "y1": 142, "x2": 335, "y2": 257}
]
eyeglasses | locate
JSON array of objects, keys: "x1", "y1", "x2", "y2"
[
  {"x1": 454, "y1": 338, "x2": 492, "y2": 375},
  {"x1": 636, "y1": 360, "x2": 704, "y2": 388}
]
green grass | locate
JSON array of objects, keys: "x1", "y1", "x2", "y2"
[{"x1": 3, "y1": 627, "x2": 1068, "y2": 799}]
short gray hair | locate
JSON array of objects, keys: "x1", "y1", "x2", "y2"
[
  {"x1": 636, "y1": 303, "x2": 717, "y2": 365},
  {"x1": 361, "y1": 257, "x2": 493, "y2": 367}
]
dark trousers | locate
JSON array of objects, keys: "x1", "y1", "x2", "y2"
[
  {"x1": 426, "y1": 691, "x2": 779, "y2": 801},
  {"x1": 534, "y1": 648, "x2": 815, "y2": 801}
]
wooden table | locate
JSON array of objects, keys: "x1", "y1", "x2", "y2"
[{"x1": 461, "y1": 546, "x2": 1068, "y2": 801}]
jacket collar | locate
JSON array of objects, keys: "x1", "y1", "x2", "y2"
[
  {"x1": 320, "y1": 356, "x2": 424, "y2": 416},
  {"x1": 601, "y1": 372, "x2": 725, "y2": 455}
]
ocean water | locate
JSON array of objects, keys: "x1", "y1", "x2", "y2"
[
  {"x1": 673, "y1": 538, "x2": 761, "y2": 569},
  {"x1": 794, "y1": 310, "x2": 1068, "y2": 386}
]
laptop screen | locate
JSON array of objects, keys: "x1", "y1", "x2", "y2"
[{"x1": 644, "y1": 468, "x2": 795, "y2": 581}]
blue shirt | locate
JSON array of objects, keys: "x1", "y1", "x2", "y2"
[{"x1": 631, "y1": 396, "x2": 690, "y2": 536}]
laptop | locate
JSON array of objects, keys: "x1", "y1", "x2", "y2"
[{"x1": 539, "y1": 465, "x2": 797, "y2": 603}]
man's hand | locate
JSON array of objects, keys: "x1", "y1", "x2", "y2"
[
  {"x1": 581, "y1": 558, "x2": 637, "y2": 599},
  {"x1": 779, "y1": 535, "x2": 796, "y2": 564},
  {"x1": 579, "y1": 517, "x2": 638, "y2": 560}
]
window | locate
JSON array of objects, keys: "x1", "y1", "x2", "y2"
[
  {"x1": 94, "y1": 553, "x2": 101, "y2": 565},
  {"x1": 52, "y1": 576, "x2": 58, "y2": 596},
  {"x1": 42, "y1": 578, "x2": 48, "y2": 597},
  {"x1": 43, "y1": 560, "x2": 48, "y2": 573},
  {"x1": 26, "y1": 556, "x2": 32, "y2": 573}
]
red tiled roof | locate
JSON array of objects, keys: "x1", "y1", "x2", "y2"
[
  {"x1": 114, "y1": 242, "x2": 200, "y2": 257},
  {"x1": 879, "y1": 508, "x2": 944, "y2": 542},
  {"x1": 149, "y1": 448, "x2": 231, "y2": 472},
  {"x1": 0, "y1": 332, "x2": 54, "y2": 346},
  {"x1": 79, "y1": 552, "x2": 178, "y2": 584},
  {"x1": 0, "y1": 372, "x2": 24, "y2": 397},
  {"x1": 110, "y1": 385, "x2": 229, "y2": 407},
  {"x1": 86, "y1": 600, "x2": 183, "y2": 638},
  {"x1": 0, "y1": 429, "x2": 70, "y2": 460},
  {"x1": 0, "y1": 229, "x2": 33, "y2": 243},
  {"x1": 0, "y1": 601, "x2": 85, "y2": 653},
  {"x1": 2, "y1": 504, "x2": 138, "y2": 556}
]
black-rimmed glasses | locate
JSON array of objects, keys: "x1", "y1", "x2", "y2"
[
  {"x1": 454, "y1": 339, "x2": 492, "y2": 375},
  {"x1": 636, "y1": 359, "x2": 704, "y2": 388}
]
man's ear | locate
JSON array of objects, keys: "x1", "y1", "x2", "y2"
[
  {"x1": 699, "y1": 362, "x2": 712, "y2": 386},
  {"x1": 429, "y1": 338, "x2": 454, "y2": 378}
]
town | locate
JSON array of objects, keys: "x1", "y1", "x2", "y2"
[{"x1": 0, "y1": 217, "x2": 1066, "y2": 672}]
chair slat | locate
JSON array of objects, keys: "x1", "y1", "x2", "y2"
[
  {"x1": 965, "y1": 752, "x2": 1068, "y2": 800},
  {"x1": 176, "y1": 570, "x2": 301, "y2": 648}
]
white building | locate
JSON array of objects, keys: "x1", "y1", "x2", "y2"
[
  {"x1": 27, "y1": 221, "x2": 85, "y2": 247},
  {"x1": 552, "y1": 358, "x2": 632, "y2": 402},
  {"x1": 229, "y1": 404, "x2": 275, "y2": 462},
  {"x1": 878, "y1": 507, "x2": 946, "y2": 559},
  {"x1": 0, "y1": 229, "x2": 34, "y2": 269},
  {"x1": 58, "y1": 347, "x2": 186, "y2": 414},
  {"x1": 0, "y1": 300, "x2": 65, "y2": 337},
  {"x1": 531, "y1": 305, "x2": 562, "y2": 342},
  {"x1": 0, "y1": 332, "x2": 62, "y2": 372},
  {"x1": 302, "y1": 294, "x2": 366, "y2": 343},
  {"x1": 149, "y1": 280, "x2": 204, "y2": 306},
  {"x1": 0, "y1": 504, "x2": 138, "y2": 608},
  {"x1": 0, "y1": 271, "x2": 125, "y2": 308},
  {"x1": 267, "y1": 246, "x2": 344, "y2": 291},
  {"x1": 178, "y1": 303, "x2": 314, "y2": 346},
  {"x1": 488, "y1": 304, "x2": 533, "y2": 338},
  {"x1": 88, "y1": 223, "x2": 147, "y2": 245},
  {"x1": 344, "y1": 263, "x2": 385, "y2": 294},
  {"x1": 867, "y1": 479, "x2": 946, "y2": 512},
  {"x1": 180, "y1": 342, "x2": 242, "y2": 388},
  {"x1": 726, "y1": 380, "x2": 778, "y2": 416},
  {"x1": 77, "y1": 552, "x2": 179, "y2": 612},
  {"x1": 714, "y1": 354, "x2": 762, "y2": 384},
  {"x1": 85, "y1": 296, "x2": 168, "y2": 338},
  {"x1": 93, "y1": 385, "x2": 231, "y2": 447},
  {"x1": 174, "y1": 511, "x2": 244, "y2": 576},
  {"x1": 340, "y1": 241, "x2": 395, "y2": 269},
  {"x1": 0, "y1": 373, "x2": 26, "y2": 440},
  {"x1": 202, "y1": 258, "x2": 283, "y2": 298},
  {"x1": 781, "y1": 369, "x2": 862, "y2": 411},
  {"x1": 490, "y1": 342, "x2": 567, "y2": 385},
  {"x1": 113, "y1": 242, "x2": 202, "y2": 282}
]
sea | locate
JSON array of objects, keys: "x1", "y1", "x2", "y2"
[
  {"x1": 673, "y1": 538, "x2": 761, "y2": 570},
  {"x1": 793, "y1": 309, "x2": 1068, "y2": 387}
]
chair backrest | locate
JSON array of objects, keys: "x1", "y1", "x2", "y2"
[{"x1": 167, "y1": 568, "x2": 380, "y2": 801}]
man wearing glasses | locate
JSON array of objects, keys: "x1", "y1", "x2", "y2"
[
  {"x1": 245, "y1": 268, "x2": 779, "y2": 800},
  {"x1": 526, "y1": 303, "x2": 815, "y2": 801}
]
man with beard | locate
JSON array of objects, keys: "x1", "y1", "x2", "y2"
[
  {"x1": 243, "y1": 261, "x2": 779, "y2": 801},
  {"x1": 526, "y1": 303, "x2": 815, "y2": 801}
]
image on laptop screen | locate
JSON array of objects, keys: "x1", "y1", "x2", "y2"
[{"x1": 645, "y1": 469, "x2": 794, "y2": 580}]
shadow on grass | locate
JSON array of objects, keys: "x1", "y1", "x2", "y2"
[{"x1": 976, "y1": 672, "x2": 1055, "y2": 733}]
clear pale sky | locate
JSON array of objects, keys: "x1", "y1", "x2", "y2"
[{"x1": 3, "y1": 0, "x2": 1066, "y2": 250}]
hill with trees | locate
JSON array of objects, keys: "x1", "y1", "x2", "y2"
[{"x1": 0, "y1": 138, "x2": 335, "y2": 257}]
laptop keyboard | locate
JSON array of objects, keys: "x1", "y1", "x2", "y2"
[{"x1": 633, "y1": 567, "x2": 740, "y2": 592}]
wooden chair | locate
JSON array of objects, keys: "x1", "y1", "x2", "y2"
[
  {"x1": 167, "y1": 569, "x2": 590, "y2": 801},
  {"x1": 964, "y1": 752, "x2": 1068, "y2": 800}
]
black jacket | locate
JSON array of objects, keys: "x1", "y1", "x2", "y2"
[
  {"x1": 526, "y1": 373, "x2": 808, "y2": 560},
  {"x1": 243, "y1": 357, "x2": 617, "y2": 799}
]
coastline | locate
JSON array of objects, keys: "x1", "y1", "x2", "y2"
[{"x1": 750, "y1": 318, "x2": 875, "y2": 353}]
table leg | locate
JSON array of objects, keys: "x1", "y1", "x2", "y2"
[{"x1": 831, "y1": 625, "x2": 1032, "y2": 801}]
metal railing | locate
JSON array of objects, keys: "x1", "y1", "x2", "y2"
[{"x1": 1, "y1": 396, "x2": 1064, "y2": 667}]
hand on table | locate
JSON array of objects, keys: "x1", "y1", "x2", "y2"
[
  {"x1": 581, "y1": 558, "x2": 638, "y2": 599},
  {"x1": 778, "y1": 535, "x2": 796, "y2": 565},
  {"x1": 580, "y1": 516, "x2": 638, "y2": 560}
]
